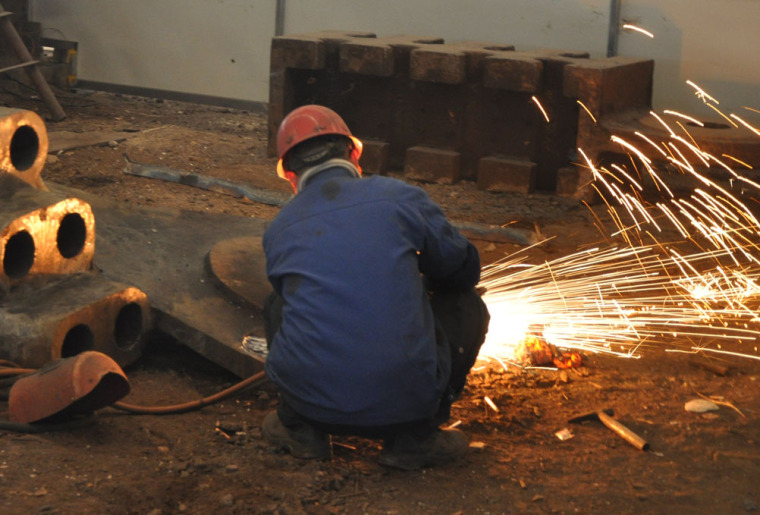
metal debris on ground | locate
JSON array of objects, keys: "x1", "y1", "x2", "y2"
[
  {"x1": 241, "y1": 335, "x2": 268, "y2": 358},
  {"x1": 514, "y1": 326, "x2": 583, "y2": 369},
  {"x1": 685, "y1": 398, "x2": 720, "y2": 413}
]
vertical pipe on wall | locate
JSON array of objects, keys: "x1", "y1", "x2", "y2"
[
  {"x1": 607, "y1": 0, "x2": 621, "y2": 57},
  {"x1": 275, "y1": 0, "x2": 286, "y2": 36}
]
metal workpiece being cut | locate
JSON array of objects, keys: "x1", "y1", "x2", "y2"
[
  {"x1": 0, "y1": 107, "x2": 49, "y2": 190},
  {"x1": 0, "y1": 272, "x2": 151, "y2": 369},
  {"x1": 0, "y1": 174, "x2": 95, "y2": 288}
]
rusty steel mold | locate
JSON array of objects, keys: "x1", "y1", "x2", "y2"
[
  {"x1": 0, "y1": 273, "x2": 151, "y2": 368},
  {"x1": 8, "y1": 351, "x2": 130, "y2": 424},
  {"x1": 268, "y1": 31, "x2": 659, "y2": 198},
  {"x1": 0, "y1": 174, "x2": 95, "y2": 287},
  {"x1": 0, "y1": 107, "x2": 49, "y2": 190}
]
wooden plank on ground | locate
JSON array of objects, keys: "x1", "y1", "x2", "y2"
[{"x1": 48, "y1": 130, "x2": 134, "y2": 153}]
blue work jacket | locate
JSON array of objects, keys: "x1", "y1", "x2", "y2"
[{"x1": 262, "y1": 163, "x2": 479, "y2": 426}]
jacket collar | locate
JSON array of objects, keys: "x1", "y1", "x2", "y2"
[{"x1": 297, "y1": 159, "x2": 360, "y2": 192}]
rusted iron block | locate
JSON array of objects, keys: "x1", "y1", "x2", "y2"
[
  {"x1": 476, "y1": 155, "x2": 537, "y2": 194},
  {"x1": 0, "y1": 174, "x2": 94, "y2": 287},
  {"x1": 0, "y1": 273, "x2": 151, "y2": 368},
  {"x1": 268, "y1": 31, "x2": 659, "y2": 198},
  {"x1": 9, "y1": 351, "x2": 130, "y2": 423},
  {"x1": 404, "y1": 146, "x2": 461, "y2": 184},
  {"x1": 270, "y1": 30, "x2": 377, "y2": 70},
  {"x1": 410, "y1": 46, "x2": 467, "y2": 84},
  {"x1": 206, "y1": 236, "x2": 270, "y2": 310},
  {"x1": 455, "y1": 41, "x2": 516, "y2": 81},
  {"x1": 564, "y1": 57, "x2": 654, "y2": 117},
  {"x1": 340, "y1": 39, "x2": 395, "y2": 76},
  {"x1": 483, "y1": 52, "x2": 544, "y2": 92},
  {"x1": 268, "y1": 31, "x2": 379, "y2": 157},
  {"x1": 0, "y1": 107, "x2": 48, "y2": 190},
  {"x1": 601, "y1": 114, "x2": 760, "y2": 181},
  {"x1": 556, "y1": 165, "x2": 597, "y2": 203}
]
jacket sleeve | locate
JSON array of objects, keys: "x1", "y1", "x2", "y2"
[{"x1": 412, "y1": 189, "x2": 481, "y2": 293}]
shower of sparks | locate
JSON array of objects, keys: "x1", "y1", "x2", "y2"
[
  {"x1": 622, "y1": 24, "x2": 655, "y2": 39},
  {"x1": 531, "y1": 96, "x2": 550, "y2": 123},
  {"x1": 478, "y1": 83, "x2": 760, "y2": 366}
]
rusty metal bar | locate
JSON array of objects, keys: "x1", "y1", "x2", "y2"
[
  {"x1": 0, "y1": 59, "x2": 39, "y2": 74},
  {"x1": 0, "y1": 4, "x2": 66, "y2": 121},
  {"x1": 275, "y1": 0, "x2": 286, "y2": 36},
  {"x1": 607, "y1": 0, "x2": 621, "y2": 57}
]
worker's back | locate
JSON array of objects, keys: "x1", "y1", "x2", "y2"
[{"x1": 263, "y1": 166, "x2": 472, "y2": 427}]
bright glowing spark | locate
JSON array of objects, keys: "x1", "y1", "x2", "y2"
[
  {"x1": 686, "y1": 80, "x2": 719, "y2": 104},
  {"x1": 622, "y1": 24, "x2": 655, "y2": 38},
  {"x1": 577, "y1": 100, "x2": 597, "y2": 123},
  {"x1": 722, "y1": 154, "x2": 753, "y2": 169},
  {"x1": 484, "y1": 396, "x2": 500, "y2": 413},
  {"x1": 478, "y1": 89, "x2": 760, "y2": 369},
  {"x1": 531, "y1": 95, "x2": 550, "y2": 123},
  {"x1": 729, "y1": 114, "x2": 760, "y2": 137},
  {"x1": 664, "y1": 109, "x2": 704, "y2": 127}
]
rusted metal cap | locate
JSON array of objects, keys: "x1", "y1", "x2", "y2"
[{"x1": 8, "y1": 351, "x2": 130, "y2": 424}]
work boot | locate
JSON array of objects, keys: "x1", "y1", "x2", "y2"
[
  {"x1": 378, "y1": 428, "x2": 468, "y2": 471},
  {"x1": 262, "y1": 411, "x2": 331, "y2": 459}
]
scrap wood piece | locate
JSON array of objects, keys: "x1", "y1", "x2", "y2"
[
  {"x1": 452, "y1": 221, "x2": 535, "y2": 246},
  {"x1": 48, "y1": 130, "x2": 133, "y2": 153},
  {"x1": 689, "y1": 356, "x2": 730, "y2": 376},
  {"x1": 713, "y1": 451, "x2": 760, "y2": 461},
  {"x1": 122, "y1": 153, "x2": 293, "y2": 207},
  {"x1": 696, "y1": 391, "x2": 746, "y2": 418}
]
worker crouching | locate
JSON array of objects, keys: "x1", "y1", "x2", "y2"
[{"x1": 261, "y1": 105, "x2": 490, "y2": 470}]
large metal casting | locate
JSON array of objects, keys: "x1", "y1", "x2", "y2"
[
  {"x1": 268, "y1": 31, "x2": 654, "y2": 198},
  {"x1": 268, "y1": 31, "x2": 760, "y2": 200},
  {"x1": 0, "y1": 143, "x2": 152, "y2": 371},
  {"x1": 0, "y1": 174, "x2": 95, "y2": 287},
  {"x1": 0, "y1": 107, "x2": 49, "y2": 189},
  {"x1": 8, "y1": 351, "x2": 130, "y2": 424},
  {"x1": 0, "y1": 272, "x2": 151, "y2": 368}
]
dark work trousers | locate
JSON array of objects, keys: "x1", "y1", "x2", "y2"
[{"x1": 262, "y1": 288, "x2": 490, "y2": 441}]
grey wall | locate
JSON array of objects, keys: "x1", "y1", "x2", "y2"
[{"x1": 29, "y1": 0, "x2": 760, "y2": 113}]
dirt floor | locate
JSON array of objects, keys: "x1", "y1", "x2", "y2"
[{"x1": 1, "y1": 87, "x2": 759, "y2": 515}]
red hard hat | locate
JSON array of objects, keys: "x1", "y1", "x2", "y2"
[{"x1": 276, "y1": 105, "x2": 363, "y2": 178}]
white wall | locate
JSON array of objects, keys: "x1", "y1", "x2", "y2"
[
  {"x1": 29, "y1": 0, "x2": 276, "y2": 104},
  {"x1": 29, "y1": 1, "x2": 760, "y2": 115},
  {"x1": 617, "y1": 0, "x2": 760, "y2": 114},
  {"x1": 282, "y1": 0, "x2": 611, "y2": 55}
]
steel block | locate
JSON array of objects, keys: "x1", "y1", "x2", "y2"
[
  {"x1": 410, "y1": 47, "x2": 467, "y2": 84},
  {"x1": 404, "y1": 146, "x2": 461, "y2": 184},
  {"x1": 0, "y1": 273, "x2": 151, "y2": 368},
  {"x1": 0, "y1": 174, "x2": 94, "y2": 287},
  {"x1": 340, "y1": 40, "x2": 394, "y2": 77},
  {"x1": 564, "y1": 57, "x2": 654, "y2": 117},
  {"x1": 0, "y1": 107, "x2": 48, "y2": 190},
  {"x1": 477, "y1": 156, "x2": 537, "y2": 194},
  {"x1": 483, "y1": 52, "x2": 543, "y2": 92},
  {"x1": 267, "y1": 32, "x2": 663, "y2": 198}
]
